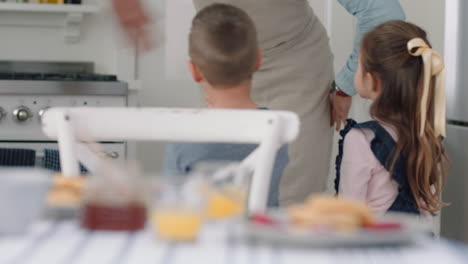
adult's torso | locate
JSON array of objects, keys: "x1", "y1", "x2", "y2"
[{"x1": 193, "y1": 0, "x2": 316, "y2": 53}]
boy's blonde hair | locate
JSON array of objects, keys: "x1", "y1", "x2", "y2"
[{"x1": 189, "y1": 3, "x2": 258, "y2": 87}]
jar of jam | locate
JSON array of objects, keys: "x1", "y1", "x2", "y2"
[{"x1": 80, "y1": 163, "x2": 147, "y2": 231}]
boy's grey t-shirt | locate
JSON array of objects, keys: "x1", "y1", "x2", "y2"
[{"x1": 163, "y1": 142, "x2": 288, "y2": 207}]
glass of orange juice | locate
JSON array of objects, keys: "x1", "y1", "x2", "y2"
[
  {"x1": 149, "y1": 176, "x2": 205, "y2": 242},
  {"x1": 205, "y1": 184, "x2": 247, "y2": 219},
  {"x1": 193, "y1": 162, "x2": 249, "y2": 220}
]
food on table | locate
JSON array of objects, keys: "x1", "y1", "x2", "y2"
[
  {"x1": 287, "y1": 195, "x2": 375, "y2": 231},
  {"x1": 47, "y1": 174, "x2": 85, "y2": 207},
  {"x1": 151, "y1": 209, "x2": 203, "y2": 241}
]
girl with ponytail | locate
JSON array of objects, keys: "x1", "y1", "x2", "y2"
[{"x1": 335, "y1": 20, "x2": 449, "y2": 218}]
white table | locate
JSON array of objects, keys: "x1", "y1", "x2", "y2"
[{"x1": 0, "y1": 221, "x2": 466, "y2": 264}]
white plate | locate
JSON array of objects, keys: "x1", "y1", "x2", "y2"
[{"x1": 233, "y1": 212, "x2": 432, "y2": 247}]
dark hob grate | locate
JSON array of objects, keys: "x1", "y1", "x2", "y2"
[{"x1": 0, "y1": 72, "x2": 118, "y2": 82}]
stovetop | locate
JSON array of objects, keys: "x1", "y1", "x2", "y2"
[
  {"x1": 0, "y1": 72, "x2": 118, "y2": 82},
  {"x1": 0, "y1": 62, "x2": 127, "y2": 96}
]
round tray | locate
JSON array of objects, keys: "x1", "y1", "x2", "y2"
[{"x1": 233, "y1": 212, "x2": 432, "y2": 248}]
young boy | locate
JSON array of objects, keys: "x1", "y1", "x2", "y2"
[{"x1": 163, "y1": 3, "x2": 288, "y2": 207}]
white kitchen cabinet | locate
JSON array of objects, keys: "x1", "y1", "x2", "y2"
[{"x1": 0, "y1": 2, "x2": 99, "y2": 43}]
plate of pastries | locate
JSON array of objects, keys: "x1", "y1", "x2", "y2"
[{"x1": 237, "y1": 195, "x2": 431, "y2": 247}]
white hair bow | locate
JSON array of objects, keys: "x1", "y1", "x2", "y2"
[{"x1": 407, "y1": 38, "x2": 446, "y2": 138}]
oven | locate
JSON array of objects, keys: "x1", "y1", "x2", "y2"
[{"x1": 0, "y1": 61, "x2": 128, "y2": 171}]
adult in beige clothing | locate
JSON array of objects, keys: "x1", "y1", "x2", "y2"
[{"x1": 112, "y1": 0, "x2": 405, "y2": 205}]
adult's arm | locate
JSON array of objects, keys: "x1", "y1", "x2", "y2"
[
  {"x1": 112, "y1": 0, "x2": 153, "y2": 50},
  {"x1": 335, "y1": 0, "x2": 406, "y2": 96}
]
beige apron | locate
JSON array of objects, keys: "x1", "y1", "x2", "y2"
[{"x1": 193, "y1": 0, "x2": 334, "y2": 205}]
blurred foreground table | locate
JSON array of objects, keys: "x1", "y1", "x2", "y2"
[{"x1": 0, "y1": 220, "x2": 466, "y2": 264}]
